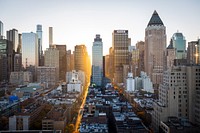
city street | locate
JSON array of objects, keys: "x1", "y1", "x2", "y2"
[{"x1": 74, "y1": 83, "x2": 90, "y2": 132}]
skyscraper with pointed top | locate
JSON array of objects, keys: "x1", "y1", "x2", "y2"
[{"x1": 144, "y1": 10, "x2": 166, "y2": 89}]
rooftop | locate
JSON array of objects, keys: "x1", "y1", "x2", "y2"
[{"x1": 147, "y1": 10, "x2": 164, "y2": 26}]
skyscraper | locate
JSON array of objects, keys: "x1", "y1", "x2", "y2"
[
  {"x1": 112, "y1": 30, "x2": 130, "y2": 83},
  {"x1": 92, "y1": 34, "x2": 103, "y2": 86},
  {"x1": 49, "y1": 27, "x2": 53, "y2": 47},
  {"x1": 55, "y1": 44, "x2": 67, "y2": 81},
  {"x1": 74, "y1": 45, "x2": 91, "y2": 83},
  {"x1": 0, "y1": 39, "x2": 13, "y2": 82},
  {"x1": 171, "y1": 32, "x2": 186, "y2": 59},
  {"x1": 7, "y1": 29, "x2": 19, "y2": 52},
  {"x1": 0, "y1": 21, "x2": 3, "y2": 39},
  {"x1": 144, "y1": 10, "x2": 166, "y2": 88},
  {"x1": 136, "y1": 41, "x2": 145, "y2": 74},
  {"x1": 22, "y1": 32, "x2": 38, "y2": 68},
  {"x1": 36, "y1": 24, "x2": 43, "y2": 66}
]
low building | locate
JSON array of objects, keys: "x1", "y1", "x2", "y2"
[
  {"x1": 66, "y1": 70, "x2": 85, "y2": 86},
  {"x1": 42, "y1": 107, "x2": 67, "y2": 133},
  {"x1": 11, "y1": 83, "x2": 43, "y2": 99},
  {"x1": 10, "y1": 71, "x2": 33, "y2": 85},
  {"x1": 126, "y1": 73, "x2": 135, "y2": 92},
  {"x1": 9, "y1": 115, "x2": 30, "y2": 130},
  {"x1": 37, "y1": 66, "x2": 56, "y2": 87},
  {"x1": 67, "y1": 70, "x2": 83, "y2": 93}
]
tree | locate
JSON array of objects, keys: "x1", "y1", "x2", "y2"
[{"x1": 65, "y1": 124, "x2": 75, "y2": 133}]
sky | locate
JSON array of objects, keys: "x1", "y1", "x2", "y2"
[{"x1": 1, "y1": 0, "x2": 200, "y2": 56}]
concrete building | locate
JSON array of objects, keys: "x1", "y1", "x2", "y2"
[
  {"x1": 92, "y1": 34, "x2": 103, "y2": 86},
  {"x1": 66, "y1": 70, "x2": 85, "y2": 86},
  {"x1": 165, "y1": 43, "x2": 176, "y2": 71},
  {"x1": 36, "y1": 24, "x2": 43, "y2": 66},
  {"x1": 7, "y1": 28, "x2": 19, "y2": 52},
  {"x1": 44, "y1": 48, "x2": 59, "y2": 82},
  {"x1": 140, "y1": 71, "x2": 154, "y2": 93},
  {"x1": 42, "y1": 107, "x2": 67, "y2": 133},
  {"x1": 152, "y1": 65, "x2": 200, "y2": 131},
  {"x1": 187, "y1": 39, "x2": 200, "y2": 64},
  {"x1": 136, "y1": 41, "x2": 145, "y2": 74},
  {"x1": 67, "y1": 70, "x2": 83, "y2": 93},
  {"x1": 37, "y1": 66, "x2": 56, "y2": 87},
  {"x1": 55, "y1": 45, "x2": 67, "y2": 81},
  {"x1": 0, "y1": 39, "x2": 14, "y2": 82},
  {"x1": 22, "y1": 32, "x2": 38, "y2": 68},
  {"x1": 14, "y1": 53, "x2": 22, "y2": 71},
  {"x1": 112, "y1": 30, "x2": 130, "y2": 84},
  {"x1": 171, "y1": 32, "x2": 186, "y2": 59},
  {"x1": 66, "y1": 50, "x2": 72, "y2": 72},
  {"x1": 9, "y1": 115, "x2": 30, "y2": 130},
  {"x1": 10, "y1": 71, "x2": 33, "y2": 85},
  {"x1": 126, "y1": 73, "x2": 135, "y2": 92},
  {"x1": 144, "y1": 10, "x2": 166, "y2": 89}
]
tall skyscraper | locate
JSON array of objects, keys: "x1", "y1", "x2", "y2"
[
  {"x1": 49, "y1": 27, "x2": 53, "y2": 47},
  {"x1": 112, "y1": 30, "x2": 130, "y2": 83},
  {"x1": 92, "y1": 34, "x2": 103, "y2": 86},
  {"x1": 171, "y1": 32, "x2": 186, "y2": 59},
  {"x1": 55, "y1": 44, "x2": 67, "y2": 81},
  {"x1": 74, "y1": 45, "x2": 91, "y2": 83},
  {"x1": 0, "y1": 39, "x2": 13, "y2": 82},
  {"x1": 36, "y1": 24, "x2": 43, "y2": 66},
  {"x1": 22, "y1": 32, "x2": 38, "y2": 68},
  {"x1": 7, "y1": 29, "x2": 19, "y2": 52},
  {"x1": 44, "y1": 48, "x2": 59, "y2": 82},
  {"x1": 0, "y1": 21, "x2": 3, "y2": 39},
  {"x1": 144, "y1": 10, "x2": 166, "y2": 88}
]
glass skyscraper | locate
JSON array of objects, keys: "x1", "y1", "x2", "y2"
[
  {"x1": 92, "y1": 34, "x2": 103, "y2": 86},
  {"x1": 171, "y1": 32, "x2": 186, "y2": 59},
  {"x1": 36, "y1": 24, "x2": 43, "y2": 66},
  {"x1": 22, "y1": 32, "x2": 38, "y2": 68}
]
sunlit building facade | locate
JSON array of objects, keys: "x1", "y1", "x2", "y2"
[
  {"x1": 92, "y1": 34, "x2": 103, "y2": 86},
  {"x1": 144, "y1": 10, "x2": 166, "y2": 88},
  {"x1": 112, "y1": 30, "x2": 130, "y2": 84}
]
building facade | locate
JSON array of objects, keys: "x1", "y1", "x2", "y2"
[
  {"x1": 7, "y1": 28, "x2": 19, "y2": 52},
  {"x1": 55, "y1": 45, "x2": 67, "y2": 81},
  {"x1": 171, "y1": 32, "x2": 186, "y2": 59},
  {"x1": 112, "y1": 30, "x2": 130, "y2": 84},
  {"x1": 92, "y1": 34, "x2": 103, "y2": 86},
  {"x1": 187, "y1": 39, "x2": 200, "y2": 64},
  {"x1": 10, "y1": 71, "x2": 33, "y2": 85},
  {"x1": 22, "y1": 32, "x2": 38, "y2": 68},
  {"x1": 37, "y1": 66, "x2": 56, "y2": 87},
  {"x1": 44, "y1": 48, "x2": 59, "y2": 82},
  {"x1": 0, "y1": 39, "x2": 13, "y2": 82},
  {"x1": 144, "y1": 10, "x2": 166, "y2": 89},
  {"x1": 36, "y1": 24, "x2": 43, "y2": 66}
]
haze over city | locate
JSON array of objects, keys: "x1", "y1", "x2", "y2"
[{"x1": 1, "y1": 0, "x2": 200, "y2": 55}]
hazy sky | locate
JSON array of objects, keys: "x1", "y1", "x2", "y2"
[{"x1": 1, "y1": 0, "x2": 200, "y2": 56}]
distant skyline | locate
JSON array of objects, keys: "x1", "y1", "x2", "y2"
[{"x1": 1, "y1": 0, "x2": 200, "y2": 56}]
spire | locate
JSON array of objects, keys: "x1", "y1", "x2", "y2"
[{"x1": 147, "y1": 10, "x2": 164, "y2": 26}]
